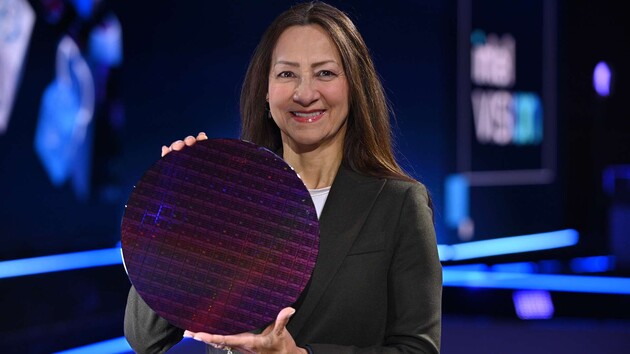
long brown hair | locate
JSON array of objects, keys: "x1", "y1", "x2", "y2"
[{"x1": 240, "y1": 1, "x2": 414, "y2": 182}]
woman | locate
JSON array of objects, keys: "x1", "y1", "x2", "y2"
[{"x1": 125, "y1": 2, "x2": 442, "y2": 353}]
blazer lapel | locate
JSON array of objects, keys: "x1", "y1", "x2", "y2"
[{"x1": 288, "y1": 166, "x2": 386, "y2": 338}]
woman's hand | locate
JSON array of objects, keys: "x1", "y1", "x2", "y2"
[
  {"x1": 161, "y1": 132, "x2": 208, "y2": 157},
  {"x1": 183, "y1": 307, "x2": 307, "y2": 354}
]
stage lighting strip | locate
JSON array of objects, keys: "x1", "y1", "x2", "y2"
[
  {"x1": 55, "y1": 270, "x2": 630, "y2": 354},
  {"x1": 38, "y1": 229, "x2": 626, "y2": 354},
  {"x1": 52, "y1": 336, "x2": 131, "y2": 354},
  {"x1": 438, "y1": 229, "x2": 579, "y2": 261},
  {"x1": 0, "y1": 247, "x2": 123, "y2": 278},
  {"x1": 442, "y1": 269, "x2": 630, "y2": 295},
  {"x1": 0, "y1": 228, "x2": 578, "y2": 278}
]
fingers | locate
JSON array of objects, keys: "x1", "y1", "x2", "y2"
[
  {"x1": 274, "y1": 307, "x2": 296, "y2": 336},
  {"x1": 196, "y1": 131, "x2": 208, "y2": 141},
  {"x1": 183, "y1": 331, "x2": 229, "y2": 344},
  {"x1": 184, "y1": 331, "x2": 250, "y2": 349},
  {"x1": 183, "y1": 307, "x2": 297, "y2": 351},
  {"x1": 161, "y1": 132, "x2": 208, "y2": 157},
  {"x1": 184, "y1": 135, "x2": 196, "y2": 146},
  {"x1": 161, "y1": 140, "x2": 184, "y2": 157}
]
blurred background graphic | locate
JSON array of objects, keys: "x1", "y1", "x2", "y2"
[{"x1": 0, "y1": 0, "x2": 628, "y2": 353}]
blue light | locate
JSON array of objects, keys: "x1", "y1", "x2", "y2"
[
  {"x1": 593, "y1": 61, "x2": 612, "y2": 97},
  {"x1": 491, "y1": 262, "x2": 537, "y2": 274},
  {"x1": 570, "y1": 255, "x2": 616, "y2": 273},
  {"x1": 443, "y1": 263, "x2": 489, "y2": 272},
  {"x1": 470, "y1": 29, "x2": 486, "y2": 45},
  {"x1": 439, "y1": 229, "x2": 579, "y2": 261},
  {"x1": 0, "y1": 248, "x2": 122, "y2": 279},
  {"x1": 513, "y1": 290, "x2": 554, "y2": 319},
  {"x1": 437, "y1": 244, "x2": 454, "y2": 262},
  {"x1": 88, "y1": 14, "x2": 123, "y2": 67},
  {"x1": 0, "y1": 0, "x2": 35, "y2": 135},
  {"x1": 445, "y1": 174, "x2": 469, "y2": 228},
  {"x1": 68, "y1": 0, "x2": 94, "y2": 19},
  {"x1": 53, "y1": 336, "x2": 130, "y2": 354},
  {"x1": 602, "y1": 165, "x2": 630, "y2": 195},
  {"x1": 537, "y1": 259, "x2": 563, "y2": 274},
  {"x1": 512, "y1": 92, "x2": 543, "y2": 145},
  {"x1": 443, "y1": 269, "x2": 630, "y2": 294},
  {"x1": 34, "y1": 36, "x2": 95, "y2": 200}
]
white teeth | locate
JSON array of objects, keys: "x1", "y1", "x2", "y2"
[{"x1": 293, "y1": 111, "x2": 323, "y2": 118}]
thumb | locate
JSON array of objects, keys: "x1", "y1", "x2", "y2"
[{"x1": 273, "y1": 307, "x2": 296, "y2": 336}]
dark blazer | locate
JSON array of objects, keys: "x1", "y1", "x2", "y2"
[{"x1": 124, "y1": 166, "x2": 442, "y2": 354}]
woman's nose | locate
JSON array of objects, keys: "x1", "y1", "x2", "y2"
[{"x1": 293, "y1": 77, "x2": 319, "y2": 105}]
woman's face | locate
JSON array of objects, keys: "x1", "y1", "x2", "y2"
[{"x1": 268, "y1": 25, "x2": 349, "y2": 152}]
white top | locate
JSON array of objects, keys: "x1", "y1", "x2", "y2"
[{"x1": 309, "y1": 186, "x2": 331, "y2": 219}]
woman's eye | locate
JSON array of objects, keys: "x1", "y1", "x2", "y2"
[
  {"x1": 317, "y1": 70, "x2": 336, "y2": 78},
  {"x1": 277, "y1": 71, "x2": 295, "y2": 78}
]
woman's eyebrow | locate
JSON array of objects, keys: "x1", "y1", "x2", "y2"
[{"x1": 273, "y1": 59, "x2": 338, "y2": 68}]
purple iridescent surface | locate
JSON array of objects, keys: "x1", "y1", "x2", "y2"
[{"x1": 121, "y1": 139, "x2": 319, "y2": 334}]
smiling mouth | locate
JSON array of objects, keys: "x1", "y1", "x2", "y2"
[{"x1": 291, "y1": 110, "x2": 325, "y2": 123}]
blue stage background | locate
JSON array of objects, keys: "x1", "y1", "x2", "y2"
[{"x1": 1, "y1": 0, "x2": 629, "y2": 352}]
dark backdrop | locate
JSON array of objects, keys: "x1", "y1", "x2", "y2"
[
  {"x1": 0, "y1": 0, "x2": 455, "y2": 258},
  {"x1": 1, "y1": 0, "x2": 628, "y2": 260}
]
